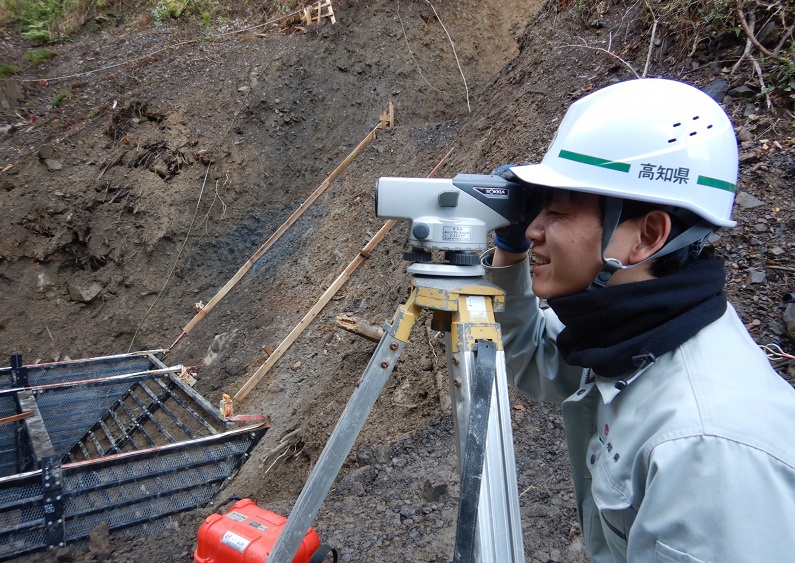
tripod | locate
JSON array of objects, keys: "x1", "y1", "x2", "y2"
[{"x1": 268, "y1": 269, "x2": 525, "y2": 562}]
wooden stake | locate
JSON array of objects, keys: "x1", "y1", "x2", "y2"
[
  {"x1": 233, "y1": 147, "x2": 454, "y2": 401},
  {"x1": 379, "y1": 102, "x2": 394, "y2": 129},
  {"x1": 0, "y1": 411, "x2": 33, "y2": 425},
  {"x1": 177, "y1": 109, "x2": 393, "y2": 340},
  {"x1": 303, "y1": 1, "x2": 336, "y2": 26},
  {"x1": 324, "y1": 0, "x2": 336, "y2": 25},
  {"x1": 335, "y1": 315, "x2": 385, "y2": 343},
  {"x1": 234, "y1": 219, "x2": 396, "y2": 400}
]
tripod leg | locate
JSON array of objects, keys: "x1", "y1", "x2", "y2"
[
  {"x1": 454, "y1": 340, "x2": 496, "y2": 563},
  {"x1": 268, "y1": 305, "x2": 417, "y2": 562},
  {"x1": 448, "y1": 301, "x2": 524, "y2": 562}
]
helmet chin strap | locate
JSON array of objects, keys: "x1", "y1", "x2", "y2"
[
  {"x1": 588, "y1": 197, "x2": 626, "y2": 291},
  {"x1": 587, "y1": 198, "x2": 715, "y2": 292}
]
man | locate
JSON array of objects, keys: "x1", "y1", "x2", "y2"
[{"x1": 484, "y1": 78, "x2": 795, "y2": 562}]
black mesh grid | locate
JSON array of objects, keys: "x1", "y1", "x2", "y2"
[
  {"x1": 0, "y1": 353, "x2": 266, "y2": 560},
  {"x1": 0, "y1": 356, "x2": 153, "y2": 389},
  {"x1": 0, "y1": 429, "x2": 264, "y2": 559},
  {"x1": 0, "y1": 397, "x2": 19, "y2": 478},
  {"x1": 61, "y1": 436, "x2": 255, "y2": 541},
  {"x1": 37, "y1": 381, "x2": 147, "y2": 460}
]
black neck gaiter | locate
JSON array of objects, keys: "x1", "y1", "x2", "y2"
[{"x1": 547, "y1": 255, "x2": 728, "y2": 378}]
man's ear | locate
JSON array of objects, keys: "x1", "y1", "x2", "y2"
[{"x1": 631, "y1": 210, "x2": 671, "y2": 263}]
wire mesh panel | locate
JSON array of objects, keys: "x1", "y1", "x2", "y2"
[
  {"x1": 66, "y1": 375, "x2": 228, "y2": 462},
  {"x1": 0, "y1": 397, "x2": 19, "y2": 478},
  {"x1": 0, "y1": 354, "x2": 156, "y2": 390},
  {"x1": 0, "y1": 471, "x2": 46, "y2": 560},
  {"x1": 0, "y1": 426, "x2": 267, "y2": 560},
  {"x1": 0, "y1": 352, "x2": 171, "y2": 468},
  {"x1": 62, "y1": 431, "x2": 264, "y2": 542},
  {"x1": 0, "y1": 352, "x2": 268, "y2": 561},
  {"x1": 36, "y1": 380, "x2": 151, "y2": 461}
]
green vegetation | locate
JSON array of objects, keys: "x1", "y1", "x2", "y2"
[
  {"x1": 12, "y1": 0, "x2": 129, "y2": 42},
  {"x1": 565, "y1": 0, "x2": 793, "y2": 107},
  {"x1": 276, "y1": 0, "x2": 300, "y2": 13},
  {"x1": 5, "y1": 0, "x2": 321, "y2": 44},
  {"x1": 769, "y1": 55, "x2": 795, "y2": 101},
  {"x1": 51, "y1": 91, "x2": 72, "y2": 107},
  {"x1": 6, "y1": 0, "x2": 222, "y2": 41},
  {"x1": 9, "y1": 0, "x2": 66, "y2": 44},
  {"x1": 0, "y1": 64, "x2": 22, "y2": 78},
  {"x1": 151, "y1": 0, "x2": 189, "y2": 22},
  {"x1": 150, "y1": 0, "x2": 223, "y2": 24},
  {"x1": 22, "y1": 47, "x2": 53, "y2": 65}
]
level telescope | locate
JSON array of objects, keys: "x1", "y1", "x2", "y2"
[{"x1": 375, "y1": 173, "x2": 527, "y2": 274}]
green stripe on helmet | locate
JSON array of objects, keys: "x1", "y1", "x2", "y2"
[
  {"x1": 558, "y1": 150, "x2": 631, "y2": 173},
  {"x1": 697, "y1": 175, "x2": 736, "y2": 193}
]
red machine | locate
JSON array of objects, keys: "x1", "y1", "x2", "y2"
[{"x1": 194, "y1": 499, "x2": 324, "y2": 563}]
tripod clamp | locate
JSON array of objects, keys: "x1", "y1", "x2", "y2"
[{"x1": 268, "y1": 273, "x2": 524, "y2": 563}]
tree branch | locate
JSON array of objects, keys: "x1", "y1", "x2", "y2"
[{"x1": 737, "y1": 5, "x2": 792, "y2": 66}]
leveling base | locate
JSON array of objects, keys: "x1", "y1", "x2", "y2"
[{"x1": 407, "y1": 262, "x2": 485, "y2": 277}]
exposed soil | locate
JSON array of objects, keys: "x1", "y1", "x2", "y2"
[{"x1": 1, "y1": 1, "x2": 793, "y2": 562}]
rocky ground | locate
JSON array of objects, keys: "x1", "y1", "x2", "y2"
[{"x1": 1, "y1": 0, "x2": 793, "y2": 561}]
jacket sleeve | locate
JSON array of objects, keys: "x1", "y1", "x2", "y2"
[
  {"x1": 625, "y1": 435, "x2": 795, "y2": 562},
  {"x1": 483, "y1": 252, "x2": 582, "y2": 403}
]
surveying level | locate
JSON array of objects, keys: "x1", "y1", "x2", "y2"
[
  {"x1": 270, "y1": 175, "x2": 527, "y2": 561},
  {"x1": 376, "y1": 173, "x2": 526, "y2": 277}
]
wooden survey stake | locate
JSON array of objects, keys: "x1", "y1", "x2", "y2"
[{"x1": 303, "y1": 0, "x2": 336, "y2": 26}]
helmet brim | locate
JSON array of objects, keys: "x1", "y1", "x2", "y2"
[{"x1": 510, "y1": 163, "x2": 736, "y2": 228}]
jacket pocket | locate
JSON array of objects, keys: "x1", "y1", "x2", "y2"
[
  {"x1": 589, "y1": 453, "x2": 634, "y2": 535},
  {"x1": 589, "y1": 451, "x2": 636, "y2": 558},
  {"x1": 581, "y1": 498, "x2": 616, "y2": 563},
  {"x1": 654, "y1": 540, "x2": 708, "y2": 563},
  {"x1": 600, "y1": 508, "x2": 629, "y2": 541}
]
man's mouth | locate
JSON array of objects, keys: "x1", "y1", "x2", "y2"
[{"x1": 532, "y1": 254, "x2": 550, "y2": 266}]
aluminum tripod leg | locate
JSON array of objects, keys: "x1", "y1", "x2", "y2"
[
  {"x1": 267, "y1": 304, "x2": 418, "y2": 563},
  {"x1": 447, "y1": 326, "x2": 524, "y2": 562},
  {"x1": 270, "y1": 276, "x2": 524, "y2": 562},
  {"x1": 412, "y1": 277, "x2": 525, "y2": 561}
]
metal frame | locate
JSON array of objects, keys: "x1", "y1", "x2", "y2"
[{"x1": 0, "y1": 352, "x2": 268, "y2": 560}]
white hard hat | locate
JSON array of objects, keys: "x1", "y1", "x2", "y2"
[{"x1": 510, "y1": 78, "x2": 738, "y2": 227}]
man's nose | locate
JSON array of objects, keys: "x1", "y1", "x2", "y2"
[{"x1": 526, "y1": 213, "x2": 545, "y2": 242}]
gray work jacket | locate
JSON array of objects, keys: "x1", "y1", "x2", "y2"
[{"x1": 486, "y1": 255, "x2": 795, "y2": 563}]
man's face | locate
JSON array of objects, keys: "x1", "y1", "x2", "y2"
[
  {"x1": 524, "y1": 191, "x2": 666, "y2": 299},
  {"x1": 525, "y1": 192, "x2": 605, "y2": 299}
]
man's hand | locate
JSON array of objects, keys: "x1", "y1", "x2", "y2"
[
  {"x1": 491, "y1": 164, "x2": 531, "y2": 254},
  {"x1": 493, "y1": 222, "x2": 531, "y2": 254},
  {"x1": 492, "y1": 164, "x2": 517, "y2": 181}
]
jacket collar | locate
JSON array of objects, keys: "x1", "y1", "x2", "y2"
[{"x1": 548, "y1": 255, "x2": 727, "y2": 379}]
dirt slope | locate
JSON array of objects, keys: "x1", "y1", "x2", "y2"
[{"x1": 1, "y1": 0, "x2": 793, "y2": 561}]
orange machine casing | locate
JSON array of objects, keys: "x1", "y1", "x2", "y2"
[{"x1": 194, "y1": 498, "x2": 321, "y2": 563}]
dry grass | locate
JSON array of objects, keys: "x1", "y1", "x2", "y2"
[{"x1": 590, "y1": 0, "x2": 795, "y2": 107}]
